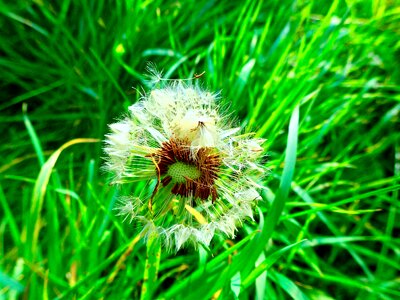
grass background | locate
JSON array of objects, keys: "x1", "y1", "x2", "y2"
[{"x1": 1, "y1": 0, "x2": 399, "y2": 299}]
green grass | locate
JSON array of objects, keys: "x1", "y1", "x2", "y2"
[{"x1": 1, "y1": 0, "x2": 399, "y2": 299}]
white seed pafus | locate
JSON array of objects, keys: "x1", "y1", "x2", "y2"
[{"x1": 104, "y1": 79, "x2": 266, "y2": 251}]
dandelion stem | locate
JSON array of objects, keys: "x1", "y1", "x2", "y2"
[{"x1": 140, "y1": 231, "x2": 161, "y2": 300}]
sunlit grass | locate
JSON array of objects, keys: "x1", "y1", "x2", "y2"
[{"x1": 1, "y1": 0, "x2": 399, "y2": 299}]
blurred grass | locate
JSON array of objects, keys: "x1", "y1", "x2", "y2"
[{"x1": 1, "y1": 0, "x2": 399, "y2": 299}]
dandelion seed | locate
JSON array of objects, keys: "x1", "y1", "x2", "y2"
[{"x1": 104, "y1": 72, "x2": 266, "y2": 251}]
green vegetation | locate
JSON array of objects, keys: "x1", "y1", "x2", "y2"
[{"x1": 1, "y1": 0, "x2": 399, "y2": 299}]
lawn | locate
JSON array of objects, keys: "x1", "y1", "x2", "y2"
[{"x1": 1, "y1": 0, "x2": 399, "y2": 299}]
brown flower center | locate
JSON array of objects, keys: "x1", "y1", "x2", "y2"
[{"x1": 150, "y1": 139, "x2": 221, "y2": 202}]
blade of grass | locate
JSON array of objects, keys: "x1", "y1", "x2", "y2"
[
  {"x1": 0, "y1": 270, "x2": 24, "y2": 294},
  {"x1": 269, "y1": 270, "x2": 310, "y2": 300},
  {"x1": 241, "y1": 239, "x2": 306, "y2": 290},
  {"x1": 26, "y1": 138, "x2": 99, "y2": 261},
  {"x1": 0, "y1": 185, "x2": 21, "y2": 247},
  {"x1": 236, "y1": 104, "x2": 300, "y2": 279}
]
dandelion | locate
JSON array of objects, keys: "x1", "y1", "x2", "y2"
[{"x1": 104, "y1": 72, "x2": 266, "y2": 251}]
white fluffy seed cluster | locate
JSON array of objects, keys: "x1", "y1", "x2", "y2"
[{"x1": 104, "y1": 80, "x2": 266, "y2": 251}]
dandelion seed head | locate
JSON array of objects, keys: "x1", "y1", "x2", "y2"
[{"x1": 104, "y1": 71, "x2": 266, "y2": 251}]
